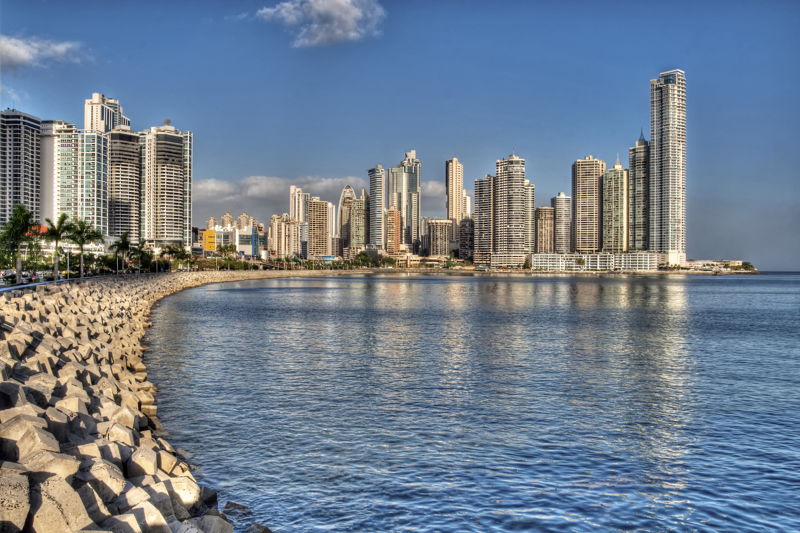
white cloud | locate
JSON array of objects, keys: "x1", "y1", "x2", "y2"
[
  {"x1": 193, "y1": 173, "x2": 451, "y2": 228},
  {"x1": 0, "y1": 35, "x2": 86, "y2": 70},
  {"x1": 193, "y1": 175, "x2": 367, "y2": 226},
  {"x1": 256, "y1": 0, "x2": 386, "y2": 47}
]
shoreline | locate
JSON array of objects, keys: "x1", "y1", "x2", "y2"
[{"x1": 0, "y1": 270, "x2": 335, "y2": 533}]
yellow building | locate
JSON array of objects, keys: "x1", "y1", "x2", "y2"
[{"x1": 201, "y1": 229, "x2": 216, "y2": 252}]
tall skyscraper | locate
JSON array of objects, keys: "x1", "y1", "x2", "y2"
[
  {"x1": 551, "y1": 192, "x2": 571, "y2": 254},
  {"x1": 649, "y1": 69, "x2": 686, "y2": 265},
  {"x1": 445, "y1": 157, "x2": 464, "y2": 224},
  {"x1": 108, "y1": 126, "x2": 141, "y2": 240},
  {"x1": 307, "y1": 197, "x2": 332, "y2": 257},
  {"x1": 289, "y1": 185, "x2": 309, "y2": 223},
  {"x1": 473, "y1": 155, "x2": 535, "y2": 267},
  {"x1": 387, "y1": 150, "x2": 422, "y2": 252},
  {"x1": 368, "y1": 165, "x2": 384, "y2": 249},
  {"x1": 140, "y1": 122, "x2": 192, "y2": 246},
  {"x1": 1, "y1": 110, "x2": 41, "y2": 228},
  {"x1": 628, "y1": 132, "x2": 649, "y2": 251},
  {"x1": 602, "y1": 158, "x2": 629, "y2": 253},
  {"x1": 220, "y1": 212, "x2": 234, "y2": 228},
  {"x1": 572, "y1": 155, "x2": 606, "y2": 253},
  {"x1": 535, "y1": 207, "x2": 554, "y2": 253},
  {"x1": 40, "y1": 121, "x2": 109, "y2": 235},
  {"x1": 346, "y1": 188, "x2": 369, "y2": 257},
  {"x1": 268, "y1": 213, "x2": 300, "y2": 258},
  {"x1": 458, "y1": 218, "x2": 474, "y2": 261},
  {"x1": 338, "y1": 185, "x2": 356, "y2": 253},
  {"x1": 84, "y1": 93, "x2": 130, "y2": 133}
]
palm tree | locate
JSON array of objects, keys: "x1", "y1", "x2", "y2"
[
  {"x1": 44, "y1": 213, "x2": 73, "y2": 280},
  {"x1": 0, "y1": 204, "x2": 35, "y2": 285},
  {"x1": 131, "y1": 239, "x2": 151, "y2": 273},
  {"x1": 108, "y1": 232, "x2": 131, "y2": 274},
  {"x1": 67, "y1": 219, "x2": 103, "y2": 278}
]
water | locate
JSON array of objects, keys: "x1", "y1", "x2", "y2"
[{"x1": 144, "y1": 273, "x2": 800, "y2": 532}]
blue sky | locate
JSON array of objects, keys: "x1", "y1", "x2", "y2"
[{"x1": 1, "y1": 0, "x2": 798, "y2": 269}]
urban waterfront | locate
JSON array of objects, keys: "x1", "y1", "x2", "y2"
[{"x1": 145, "y1": 273, "x2": 800, "y2": 532}]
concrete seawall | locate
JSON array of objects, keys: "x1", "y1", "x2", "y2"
[{"x1": 0, "y1": 271, "x2": 337, "y2": 532}]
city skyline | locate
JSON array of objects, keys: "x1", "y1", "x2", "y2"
[{"x1": 1, "y1": 1, "x2": 798, "y2": 269}]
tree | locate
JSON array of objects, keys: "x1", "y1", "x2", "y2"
[
  {"x1": 131, "y1": 239, "x2": 152, "y2": 273},
  {"x1": 0, "y1": 204, "x2": 35, "y2": 284},
  {"x1": 67, "y1": 219, "x2": 103, "y2": 278},
  {"x1": 217, "y1": 244, "x2": 237, "y2": 259},
  {"x1": 44, "y1": 213, "x2": 73, "y2": 280},
  {"x1": 108, "y1": 232, "x2": 132, "y2": 274}
]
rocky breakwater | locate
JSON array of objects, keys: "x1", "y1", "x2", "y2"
[{"x1": 0, "y1": 272, "x2": 286, "y2": 533}]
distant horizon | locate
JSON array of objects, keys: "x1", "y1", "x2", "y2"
[{"x1": 2, "y1": 1, "x2": 798, "y2": 270}]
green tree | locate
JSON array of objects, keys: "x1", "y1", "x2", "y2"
[
  {"x1": 67, "y1": 219, "x2": 103, "y2": 278},
  {"x1": 44, "y1": 213, "x2": 73, "y2": 280},
  {"x1": 0, "y1": 204, "x2": 35, "y2": 284},
  {"x1": 108, "y1": 232, "x2": 131, "y2": 274},
  {"x1": 217, "y1": 243, "x2": 237, "y2": 259}
]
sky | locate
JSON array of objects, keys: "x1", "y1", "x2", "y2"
[{"x1": 1, "y1": 0, "x2": 798, "y2": 269}]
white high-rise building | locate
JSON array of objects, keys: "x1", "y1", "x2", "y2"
[
  {"x1": 1, "y1": 110, "x2": 41, "y2": 228},
  {"x1": 289, "y1": 185, "x2": 309, "y2": 223},
  {"x1": 140, "y1": 122, "x2": 192, "y2": 246},
  {"x1": 551, "y1": 192, "x2": 571, "y2": 254},
  {"x1": 445, "y1": 157, "x2": 464, "y2": 224},
  {"x1": 108, "y1": 126, "x2": 141, "y2": 240},
  {"x1": 387, "y1": 150, "x2": 422, "y2": 252},
  {"x1": 473, "y1": 154, "x2": 535, "y2": 267},
  {"x1": 602, "y1": 158, "x2": 629, "y2": 253},
  {"x1": 368, "y1": 165, "x2": 384, "y2": 249},
  {"x1": 649, "y1": 69, "x2": 686, "y2": 265},
  {"x1": 572, "y1": 155, "x2": 606, "y2": 253},
  {"x1": 40, "y1": 121, "x2": 109, "y2": 235},
  {"x1": 628, "y1": 132, "x2": 650, "y2": 251},
  {"x1": 84, "y1": 93, "x2": 130, "y2": 133}
]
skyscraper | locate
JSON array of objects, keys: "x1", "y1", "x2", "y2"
[
  {"x1": 628, "y1": 132, "x2": 649, "y2": 251},
  {"x1": 368, "y1": 165, "x2": 384, "y2": 249},
  {"x1": 535, "y1": 207, "x2": 554, "y2": 253},
  {"x1": 307, "y1": 197, "x2": 332, "y2": 257},
  {"x1": 108, "y1": 126, "x2": 141, "y2": 240},
  {"x1": 338, "y1": 185, "x2": 356, "y2": 254},
  {"x1": 346, "y1": 188, "x2": 369, "y2": 257},
  {"x1": 387, "y1": 150, "x2": 422, "y2": 252},
  {"x1": 602, "y1": 158, "x2": 629, "y2": 253},
  {"x1": 572, "y1": 155, "x2": 606, "y2": 253},
  {"x1": 84, "y1": 93, "x2": 130, "y2": 133},
  {"x1": 384, "y1": 206, "x2": 402, "y2": 253},
  {"x1": 551, "y1": 192, "x2": 571, "y2": 254},
  {"x1": 140, "y1": 122, "x2": 192, "y2": 246},
  {"x1": 0, "y1": 110, "x2": 41, "y2": 228},
  {"x1": 473, "y1": 155, "x2": 535, "y2": 267},
  {"x1": 289, "y1": 185, "x2": 309, "y2": 223},
  {"x1": 427, "y1": 219, "x2": 453, "y2": 257},
  {"x1": 649, "y1": 69, "x2": 687, "y2": 265},
  {"x1": 445, "y1": 157, "x2": 464, "y2": 224},
  {"x1": 40, "y1": 121, "x2": 109, "y2": 235}
]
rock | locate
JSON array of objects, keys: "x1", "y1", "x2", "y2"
[
  {"x1": 16, "y1": 425, "x2": 60, "y2": 462},
  {"x1": 20, "y1": 450, "x2": 81, "y2": 481},
  {"x1": 0, "y1": 402, "x2": 44, "y2": 424},
  {"x1": 54, "y1": 395, "x2": 89, "y2": 415},
  {"x1": 164, "y1": 476, "x2": 202, "y2": 518},
  {"x1": 198, "y1": 514, "x2": 234, "y2": 533},
  {"x1": 100, "y1": 511, "x2": 144, "y2": 533},
  {"x1": 0, "y1": 472, "x2": 29, "y2": 532},
  {"x1": 0, "y1": 460, "x2": 27, "y2": 476},
  {"x1": 42, "y1": 406, "x2": 70, "y2": 442},
  {"x1": 79, "y1": 458, "x2": 128, "y2": 503},
  {"x1": 126, "y1": 445, "x2": 158, "y2": 478},
  {"x1": 246, "y1": 524, "x2": 274, "y2": 533},
  {"x1": 110, "y1": 405, "x2": 139, "y2": 431},
  {"x1": 28, "y1": 475, "x2": 96, "y2": 532},
  {"x1": 200, "y1": 485, "x2": 218, "y2": 507},
  {"x1": 76, "y1": 482, "x2": 111, "y2": 524},
  {"x1": 223, "y1": 500, "x2": 251, "y2": 519},
  {"x1": 106, "y1": 422, "x2": 136, "y2": 447}
]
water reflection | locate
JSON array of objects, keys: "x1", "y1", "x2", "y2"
[{"x1": 143, "y1": 274, "x2": 800, "y2": 532}]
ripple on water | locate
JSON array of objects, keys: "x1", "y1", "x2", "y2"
[{"x1": 145, "y1": 274, "x2": 800, "y2": 532}]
